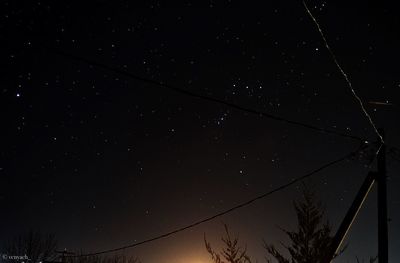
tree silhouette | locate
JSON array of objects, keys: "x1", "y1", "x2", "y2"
[
  {"x1": 3, "y1": 231, "x2": 140, "y2": 263},
  {"x1": 355, "y1": 255, "x2": 378, "y2": 263},
  {"x1": 263, "y1": 187, "x2": 335, "y2": 263},
  {"x1": 3, "y1": 230, "x2": 58, "y2": 263},
  {"x1": 204, "y1": 224, "x2": 252, "y2": 263}
]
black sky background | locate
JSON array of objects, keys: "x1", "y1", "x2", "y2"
[{"x1": 1, "y1": 2, "x2": 400, "y2": 263}]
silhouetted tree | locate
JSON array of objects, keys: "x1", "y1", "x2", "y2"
[
  {"x1": 3, "y1": 231, "x2": 140, "y2": 263},
  {"x1": 3, "y1": 230, "x2": 58, "y2": 263},
  {"x1": 263, "y1": 187, "x2": 337, "y2": 263},
  {"x1": 204, "y1": 224, "x2": 252, "y2": 263},
  {"x1": 355, "y1": 255, "x2": 378, "y2": 263}
]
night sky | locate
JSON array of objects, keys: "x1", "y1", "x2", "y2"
[{"x1": 1, "y1": 2, "x2": 400, "y2": 263}]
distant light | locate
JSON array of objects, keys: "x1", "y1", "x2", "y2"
[{"x1": 16, "y1": 93, "x2": 21, "y2": 97}]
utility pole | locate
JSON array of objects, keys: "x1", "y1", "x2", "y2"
[
  {"x1": 324, "y1": 129, "x2": 389, "y2": 263},
  {"x1": 377, "y1": 128, "x2": 388, "y2": 263}
]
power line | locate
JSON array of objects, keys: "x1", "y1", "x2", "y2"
[
  {"x1": 67, "y1": 147, "x2": 361, "y2": 258},
  {"x1": 23, "y1": 39, "x2": 371, "y2": 257},
  {"x1": 20, "y1": 29, "x2": 371, "y2": 258},
  {"x1": 302, "y1": 1, "x2": 384, "y2": 146},
  {"x1": 38, "y1": 44, "x2": 363, "y2": 143}
]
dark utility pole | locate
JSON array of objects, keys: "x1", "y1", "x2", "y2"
[
  {"x1": 324, "y1": 129, "x2": 389, "y2": 263},
  {"x1": 377, "y1": 129, "x2": 388, "y2": 263}
]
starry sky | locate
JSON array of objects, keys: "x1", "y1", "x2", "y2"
[{"x1": 1, "y1": 2, "x2": 400, "y2": 263}]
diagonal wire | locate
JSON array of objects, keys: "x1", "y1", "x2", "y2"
[
  {"x1": 302, "y1": 1, "x2": 384, "y2": 148},
  {"x1": 38, "y1": 43, "x2": 363, "y2": 143},
  {"x1": 67, "y1": 146, "x2": 362, "y2": 257}
]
